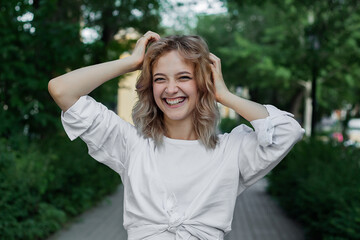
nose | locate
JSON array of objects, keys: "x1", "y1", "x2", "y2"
[{"x1": 165, "y1": 80, "x2": 178, "y2": 94}]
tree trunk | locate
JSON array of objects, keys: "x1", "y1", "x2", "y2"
[{"x1": 311, "y1": 66, "x2": 318, "y2": 137}]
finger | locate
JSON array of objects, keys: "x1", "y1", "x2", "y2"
[
  {"x1": 209, "y1": 63, "x2": 219, "y2": 76},
  {"x1": 212, "y1": 55, "x2": 221, "y2": 64},
  {"x1": 209, "y1": 65, "x2": 222, "y2": 85},
  {"x1": 209, "y1": 54, "x2": 216, "y2": 65},
  {"x1": 209, "y1": 53, "x2": 219, "y2": 61},
  {"x1": 142, "y1": 35, "x2": 159, "y2": 47},
  {"x1": 209, "y1": 56, "x2": 219, "y2": 70},
  {"x1": 152, "y1": 32, "x2": 161, "y2": 40},
  {"x1": 209, "y1": 54, "x2": 220, "y2": 67},
  {"x1": 144, "y1": 30, "x2": 157, "y2": 36},
  {"x1": 209, "y1": 53, "x2": 222, "y2": 72},
  {"x1": 136, "y1": 34, "x2": 158, "y2": 50},
  {"x1": 144, "y1": 31, "x2": 161, "y2": 40}
]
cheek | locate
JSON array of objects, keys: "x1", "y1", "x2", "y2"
[
  {"x1": 188, "y1": 82, "x2": 198, "y2": 99},
  {"x1": 152, "y1": 85, "x2": 163, "y2": 105}
]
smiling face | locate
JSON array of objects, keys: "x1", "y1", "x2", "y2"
[{"x1": 152, "y1": 50, "x2": 198, "y2": 125}]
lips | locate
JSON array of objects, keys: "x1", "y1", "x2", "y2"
[{"x1": 163, "y1": 97, "x2": 186, "y2": 106}]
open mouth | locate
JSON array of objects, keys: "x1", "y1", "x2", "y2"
[{"x1": 163, "y1": 97, "x2": 186, "y2": 106}]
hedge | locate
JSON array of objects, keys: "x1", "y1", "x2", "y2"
[
  {"x1": 267, "y1": 138, "x2": 360, "y2": 240},
  {"x1": 0, "y1": 134, "x2": 121, "y2": 240}
]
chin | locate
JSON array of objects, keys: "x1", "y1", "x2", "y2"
[
  {"x1": 164, "y1": 112, "x2": 192, "y2": 122},
  {"x1": 166, "y1": 115, "x2": 187, "y2": 121}
]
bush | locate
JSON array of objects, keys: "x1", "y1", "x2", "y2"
[
  {"x1": 267, "y1": 138, "x2": 360, "y2": 240},
  {"x1": 0, "y1": 134, "x2": 121, "y2": 240},
  {"x1": 219, "y1": 117, "x2": 252, "y2": 133}
]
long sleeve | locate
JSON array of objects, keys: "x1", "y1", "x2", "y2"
[
  {"x1": 234, "y1": 104, "x2": 305, "y2": 188},
  {"x1": 61, "y1": 95, "x2": 139, "y2": 175}
]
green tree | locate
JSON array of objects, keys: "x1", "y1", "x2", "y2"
[
  {"x1": 0, "y1": 0, "x2": 85, "y2": 139},
  {"x1": 0, "y1": 0, "x2": 162, "y2": 139},
  {"x1": 81, "y1": 0, "x2": 163, "y2": 105},
  {"x1": 197, "y1": 0, "x2": 360, "y2": 133}
]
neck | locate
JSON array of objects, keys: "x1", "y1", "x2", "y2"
[{"x1": 164, "y1": 118, "x2": 198, "y2": 140}]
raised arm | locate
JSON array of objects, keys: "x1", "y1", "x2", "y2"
[
  {"x1": 48, "y1": 31, "x2": 160, "y2": 112},
  {"x1": 210, "y1": 53, "x2": 305, "y2": 188},
  {"x1": 209, "y1": 53, "x2": 269, "y2": 121}
]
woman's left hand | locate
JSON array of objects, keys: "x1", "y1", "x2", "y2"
[{"x1": 209, "y1": 53, "x2": 230, "y2": 103}]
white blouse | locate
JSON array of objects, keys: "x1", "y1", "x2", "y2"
[{"x1": 61, "y1": 95, "x2": 305, "y2": 240}]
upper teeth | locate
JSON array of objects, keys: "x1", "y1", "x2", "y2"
[{"x1": 165, "y1": 98, "x2": 185, "y2": 105}]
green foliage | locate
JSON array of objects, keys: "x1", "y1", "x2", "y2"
[
  {"x1": 0, "y1": 135, "x2": 121, "y2": 240},
  {"x1": 219, "y1": 117, "x2": 252, "y2": 133},
  {"x1": 0, "y1": 0, "x2": 162, "y2": 139},
  {"x1": 0, "y1": 1, "x2": 162, "y2": 238},
  {"x1": 198, "y1": 0, "x2": 360, "y2": 120},
  {"x1": 0, "y1": 0, "x2": 86, "y2": 138},
  {"x1": 267, "y1": 139, "x2": 360, "y2": 239},
  {"x1": 219, "y1": 117, "x2": 240, "y2": 133}
]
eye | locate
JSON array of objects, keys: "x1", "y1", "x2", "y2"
[
  {"x1": 154, "y1": 77, "x2": 165, "y2": 82},
  {"x1": 179, "y1": 76, "x2": 192, "y2": 81}
]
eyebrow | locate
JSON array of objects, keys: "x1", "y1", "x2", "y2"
[{"x1": 153, "y1": 71, "x2": 192, "y2": 77}]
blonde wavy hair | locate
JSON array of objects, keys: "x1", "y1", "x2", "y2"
[{"x1": 132, "y1": 35, "x2": 219, "y2": 149}]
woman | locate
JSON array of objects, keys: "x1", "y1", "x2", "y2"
[{"x1": 48, "y1": 31, "x2": 305, "y2": 240}]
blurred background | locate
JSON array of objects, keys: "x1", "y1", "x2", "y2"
[{"x1": 1, "y1": 0, "x2": 359, "y2": 239}]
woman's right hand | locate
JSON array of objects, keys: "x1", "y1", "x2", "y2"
[{"x1": 130, "y1": 31, "x2": 161, "y2": 70}]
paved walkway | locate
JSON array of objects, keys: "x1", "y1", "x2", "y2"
[{"x1": 48, "y1": 179, "x2": 304, "y2": 240}]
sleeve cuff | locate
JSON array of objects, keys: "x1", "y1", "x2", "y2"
[
  {"x1": 61, "y1": 95, "x2": 95, "y2": 141},
  {"x1": 250, "y1": 105, "x2": 297, "y2": 147}
]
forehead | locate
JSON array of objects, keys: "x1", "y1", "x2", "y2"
[{"x1": 153, "y1": 50, "x2": 194, "y2": 74}]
